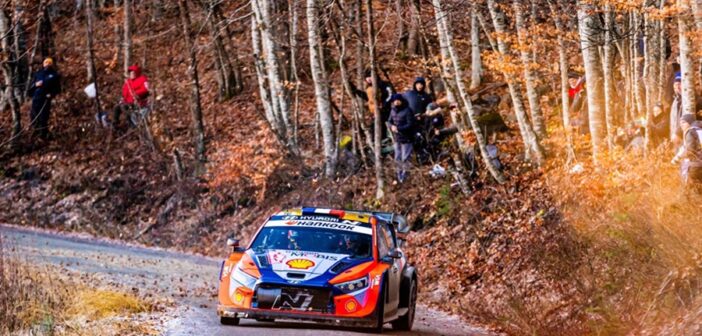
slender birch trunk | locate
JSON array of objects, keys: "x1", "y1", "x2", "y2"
[
  {"x1": 513, "y1": 0, "x2": 546, "y2": 138},
  {"x1": 178, "y1": 0, "x2": 206, "y2": 163},
  {"x1": 486, "y1": 0, "x2": 545, "y2": 164},
  {"x1": 433, "y1": 0, "x2": 506, "y2": 183},
  {"x1": 678, "y1": 0, "x2": 697, "y2": 116},
  {"x1": 577, "y1": 0, "x2": 607, "y2": 162},
  {"x1": 603, "y1": 5, "x2": 615, "y2": 152},
  {"x1": 85, "y1": 0, "x2": 102, "y2": 116},
  {"x1": 547, "y1": 0, "x2": 575, "y2": 162},
  {"x1": 366, "y1": 0, "x2": 384, "y2": 199},
  {"x1": 307, "y1": 0, "x2": 336, "y2": 177},
  {"x1": 0, "y1": 9, "x2": 21, "y2": 147},
  {"x1": 252, "y1": 0, "x2": 297, "y2": 153},
  {"x1": 470, "y1": 8, "x2": 481, "y2": 90},
  {"x1": 123, "y1": 0, "x2": 131, "y2": 75}
]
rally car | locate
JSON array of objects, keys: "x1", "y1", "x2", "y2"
[{"x1": 217, "y1": 207, "x2": 418, "y2": 333}]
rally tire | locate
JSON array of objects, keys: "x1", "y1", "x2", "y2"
[
  {"x1": 220, "y1": 316, "x2": 240, "y2": 326},
  {"x1": 369, "y1": 279, "x2": 387, "y2": 334},
  {"x1": 391, "y1": 278, "x2": 417, "y2": 331}
]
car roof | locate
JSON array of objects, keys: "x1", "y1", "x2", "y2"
[{"x1": 272, "y1": 207, "x2": 410, "y2": 234}]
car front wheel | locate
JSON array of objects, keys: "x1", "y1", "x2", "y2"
[
  {"x1": 391, "y1": 278, "x2": 416, "y2": 331},
  {"x1": 220, "y1": 316, "x2": 240, "y2": 326}
]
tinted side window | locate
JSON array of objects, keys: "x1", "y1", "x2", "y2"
[{"x1": 377, "y1": 223, "x2": 394, "y2": 257}]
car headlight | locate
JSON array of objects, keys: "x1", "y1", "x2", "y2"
[
  {"x1": 334, "y1": 276, "x2": 369, "y2": 294},
  {"x1": 231, "y1": 266, "x2": 258, "y2": 289}
]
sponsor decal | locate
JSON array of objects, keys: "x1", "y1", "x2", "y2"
[
  {"x1": 270, "y1": 251, "x2": 286, "y2": 264},
  {"x1": 289, "y1": 251, "x2": 339, "y2": 261},
  {"x1": 282, "y1": 215, "x2": 341, "y2": 222},
  {"x1": 277, "y1": 292, "x2": 313, "y2": 309},
  {"x1": 372, "y1": 275, "x2": 381, "y2": 288},
  {"x1": 286, "y1": 258, "x2": 316, "y2": 270}
]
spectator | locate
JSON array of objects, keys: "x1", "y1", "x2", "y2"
[
  {"x1": 650, "y1": 103, "x2": 669, "y2": 147},
  {"x1": 669, "y1": 72, "x2": 687, "y2": 144},
  {"x1": 349, "y1": 70, "x2": 395, "y2": 139},
  {"x1": 403, "y1": 77, "x2": 433, "y2": 118},
  {"x1": 672, "y1": 114, "x2": 702, "y2": 186},
  {"x1": 568, "y1": 72, "x2": 588, "y2": 134},
  {"x1": 28, "y1": 57, "x2": 61, "y2": 140},
  {"x1": 388, "y1": 94, "x2": 415, "y2": 183},
  {"x1": 109, "y1": 64, "x2": 150, "y2": 129}
]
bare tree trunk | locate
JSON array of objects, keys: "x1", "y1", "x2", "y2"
[
  {"x1": 288, "y1": 0, "x2": 300, "y2": 144},
  {"x1": 513, "y1": 0, "x2": 546, "y2": 138},
  {"x1": 123, "y1": 0, "x2": 131, "y2": 75},
  {"x1": 470, "y1": 7, "x2": 481, "y2": 90},
  {"x1": 678, "y1": 0, "x2": 697, "y2": 116},
  {"x1": 366, "y1": 0, "x2": 384, "y2": 200},
  {"x1": 0, "y1": 9, "x2": 21, "y2": 147},
  {"x1": 547, "y1": 0, "x2": 575, "y2": 162},
  {"x1": 395, "y1": 0, "x2": 406, "y2": 52},
  {"x1": 603, "y1": 5, "x2": 615, "y2": 152},
  {"x1": 252, "y1": 0, "x2": 298, "y2": 154},
  {"x1": 407, "y1": 0, "x2": 420, "y2": 55},
  {"x1": 178, "y1": 0, "x2": 206, "y2": 163},
  {"x1": 486, "y1": 0, "x2": 545, "y2": 164},
  {"x1": 577, "y1": 0, "x2": 607, "y2": 162},
  {"x1": 432, "y1": 0, "x2": 506, "y2": 183},
  {"x1": 307, "y1": 0, "x2": 336, "y2": 177},
  {"x1": 85, "y1": 0, "x2": 102, "y2": 116},
  {"x1": 203, "y1": 0, "x2": 240, "y2": 100}
]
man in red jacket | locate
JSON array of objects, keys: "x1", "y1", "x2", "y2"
[{"x1": 109, "y1": 65, "x2": 150, "y2": 129}]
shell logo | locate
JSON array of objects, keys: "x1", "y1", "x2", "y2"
[{"x1": 286, "y1": 258, "x2": 315, "y2": 270}]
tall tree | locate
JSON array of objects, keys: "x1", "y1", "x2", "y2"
[
  {"x1": 123, "y1": 0, "x2": 131, "y2": 75},
  {"x1": 470, "y1": 7, "x2": 481, "y2": 90},
  {"x1": 178, "y1": 0, "x2": 206, "y2": 163},
  {"x1": 513, "y1": 0, "x2": 546, "y2": 138},
  {"x1": 577, "y1": 0, "x2": 606, "y2": 162},
  {"x1": 366, "y1": 0, "x2": 384, "y2": 199},
  {"x1": 0, "y1": 9, "x2": 21, "y2": 148},
  {"x1": 678, "y1": 0, "x2": 697, "y2": 116},
  {"x1": 432, "y1": 0, "x2": 506, "y2": 183},
  {"x1": 486, "y1": 0, "x2": 545, "y2": 164},
  {"x1": 307, "y1": 0, "x2": 336, "y2": 177},
  {"x1": 251, "y1": 0, "x2": 298, "y2": 154},
  {"x1": 85, "y1": 0, "x2": 103, "y2": 118},
  {"x1": 202, "y1": 0, "x2": 243, "y2": 100}
]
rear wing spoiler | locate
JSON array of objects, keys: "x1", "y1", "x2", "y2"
[{"x1": 371, "y1": 212, "x2": 410, "y2": 242}]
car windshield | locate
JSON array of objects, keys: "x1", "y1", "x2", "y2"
[{"x1": 251, "y1": 227, "x2": 372, "y2": 259}]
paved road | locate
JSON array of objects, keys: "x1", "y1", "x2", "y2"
[{"x1": 1, "y1": 224, "x2": 492, "y2": 336}]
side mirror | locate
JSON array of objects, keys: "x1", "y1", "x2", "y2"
[
  {"x1": 227, "y1": 237, "x2": 243, "y2": 252},
  {"x1": 387, "y1": 248, "x2": 402, "y2": 259}
]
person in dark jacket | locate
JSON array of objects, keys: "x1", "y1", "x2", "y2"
[
  {"x1": 403, "y1": 77, "x2": 433, "y2": 118},
  {"x1": 349, "y1": 70, "x2": 395, "y2": 139},
  {"x1": 28, "y1": 57, "x2": 61, "y2": 140},
  {"x1": 388, "y1": 94, "x2": 415, "y2": 183}
]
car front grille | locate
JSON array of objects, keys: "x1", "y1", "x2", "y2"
[{"x1": 255, "y1": 284, "x2": 332, "y2": 313}]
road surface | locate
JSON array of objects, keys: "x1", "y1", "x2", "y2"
[{"x1": 1, "y1": 224, "x2": 492, "y2": 335}]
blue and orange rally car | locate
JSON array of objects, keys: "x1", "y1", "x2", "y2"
[{"x1": 217, "y1": 207, "x2": 417, "y2": 333}]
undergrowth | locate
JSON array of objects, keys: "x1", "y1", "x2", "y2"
[
  {"x1": 545, "y1": 138, "x2": 702, "y2": 334},
  {"x1": 0, "y1": 236, "x2": 154, "y2": 335}
]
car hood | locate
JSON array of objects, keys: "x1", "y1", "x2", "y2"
[{"x1": 254, "y1": 249, "x2": 361, "y2": 283}]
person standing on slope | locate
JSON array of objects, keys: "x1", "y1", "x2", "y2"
[
  {"x1": 28, "y1": 57, "x2": 61, "y2": 140},
  {"x1": 388, "y1": 94, "x2": 416, "y2": 183},
  {"x1": 107, "y1": 65, "x2": 150, "y2": 129},
  {"x1": 403, "y1": 77, "x2": 433, "y2": 119}
]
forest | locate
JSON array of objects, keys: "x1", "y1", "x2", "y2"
[{"x1": 1, "y1": 0, "x2": 702, "y2": 335}]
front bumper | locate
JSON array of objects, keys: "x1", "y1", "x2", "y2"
[{"x1": 217, "y1": 305, "x2": 379, "y2": 328}]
